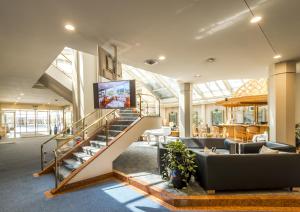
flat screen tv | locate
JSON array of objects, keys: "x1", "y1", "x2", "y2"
[{"x1": 93, "y1": 80, "x2": 136, "y2": 109}]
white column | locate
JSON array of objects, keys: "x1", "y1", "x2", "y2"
[
  {"x1": 200, "y1": 104, "x2": 206, "y2": 125},
  {"x1": 73, "y1": 51, "x2": 98, "y2": 120},
  {"x1": 179, "y1": 83, "x2": 192, "y2": 137},
  {"x1": 268, "y1": 61, "x2": 296, "y2": 146}
]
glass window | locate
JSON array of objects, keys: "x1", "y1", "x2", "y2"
[
  {"x1": 244, "y1": 106, "x2": 255, "y2": 124},
  {"x1": 37, "y1": 111, "x2": 48, "y2": 132},
  {"x1": 16, "y1": 110, "x2": 26, "y2": 133},
  {"x1": 26, "y1": 111, "x2": 35, "y2": 133}
]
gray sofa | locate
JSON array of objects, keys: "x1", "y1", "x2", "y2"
[
  {"x1": 239, "y1": 141, "x2": 296, "y2": 154},
  {"x1": 158, "y1": 138, "x2": 238, "y2": 175},
  {"x1": 195, "y1": 152, "x2": 300, "y2": 191},
  {"x1": 159, "y1": 138, "x2": 300, "y2": 192}
]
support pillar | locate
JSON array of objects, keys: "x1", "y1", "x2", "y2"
[
  {"x1": 268, "y1": 61, "x2": 296, "y2": 146},
  {"x1": 179, "y1": 83, "x2": 193, "y2": 137},
  {"x1": 72, "y1": 51, "x2": 98, "y2": 121}
]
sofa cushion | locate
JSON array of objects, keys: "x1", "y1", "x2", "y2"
[
  {"x1": 240, "y1": 142, "x2": 266, "y2": 154},
  {"x1": 180, "y1": 137, "x2": 205, "y2": 148},
  {"x1": 240, "y1": 141, "x2": 296, "y2": 154},
  {"x1": 259, "y1": 145, "x2": 279, "y2": 154},
  {"x1": 202, "y1": 138, "x2": 226, "y2": 149}
]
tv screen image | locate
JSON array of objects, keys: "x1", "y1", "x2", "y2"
[{"x1": 93, "y1": 80, "x2": 136, "y2": 109}]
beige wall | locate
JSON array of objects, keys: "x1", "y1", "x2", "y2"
[
  {"x1": 0, "y1": 102, "x2": 66, "y2": 110},
  {"x1": 296, "y1": 74, "x2": 300, "y2": 124}
]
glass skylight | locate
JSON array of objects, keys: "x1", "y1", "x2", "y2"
[{"x1": 122, "y1": 64, "x2": 257, "y2": 104}]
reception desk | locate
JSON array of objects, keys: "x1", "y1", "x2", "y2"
[{"x1": 213, "y1": 124, "x2": 268, "y2": 142}]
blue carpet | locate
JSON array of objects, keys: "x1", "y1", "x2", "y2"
[{"x1": 0, "y1": 137, "x2": 170, "y2": 212}]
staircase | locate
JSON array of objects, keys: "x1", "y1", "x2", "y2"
[
  {"x1": 38, "y1": 64, "x2": 73, "y2": 103},
  {"x1": 56, "y1": 109, "x2": 139, "y2": 182},
  {"x1": 38, "y1": 94, "x2": 161, "y2": 194}
]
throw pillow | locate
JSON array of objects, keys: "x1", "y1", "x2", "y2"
[
  {"x1": 204, "y1": 146, "x2": 210, "y2": 153},
  {"x1": 259, "y1": 145, "x2": 279, "y2": 154}
]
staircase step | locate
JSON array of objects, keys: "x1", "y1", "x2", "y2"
[
  {"x1": 90, "y1": 140, "x2": 107, "y2": 148},
  {"x1": 73, "y1": 152, "x2": 91, "y2": 163},
  {"x1": 107, "y1": 130, "x2": 123, "y2": 136},
  {"x1": 113, "y1": 120, "x2": 135, "y2": 125},
  {"x1": 58, "y1": 166, "x2": 71, "y2": 180},
  {"x1": 118, "y1": 116, "x2": 137, "y2": 120},
  {"x1": 63, "y1": 159, "x2": 82, "y2": 170},
  {"x1": 82, "y1": 146, "x2": 100, "y2": 155},
  {"x1": 89, "y1": 147, "x2": 102, "y2": 155},
  {"x1": 96, "y1": 135, "x2": 114, "y2": 142},
  {"x1": 108, "y1": 125, "x2": 128, "y2": 131},
  {"x1": 81, "y1": 156, "x2": 92, "y2": 162},
  {"x1": 119, "y1": 109, "x2": 135, "y2": 113},
  {"x1": 119, "y1": 113, "x2": 139, "y2": 117}
]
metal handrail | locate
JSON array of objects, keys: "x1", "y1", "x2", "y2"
[
  {"x1": 53, "y1": 109, "x2": 118, "y2": 187},
  {"x1": 137, "y1": 93, "x2": 160, "y2": 117},
  {"x1": 54, "y1": 109, "x2": 117, "y2": 157},
  {"x1": 40, "y1": 110, "x2": 98, "y2": 170},
  {"x1": 52, "y1": 93, "x2": 160, "y2": 188}
]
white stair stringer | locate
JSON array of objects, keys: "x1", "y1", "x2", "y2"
[{"x1": 67, "y1": 116, "x2": 161, "y2": 184}]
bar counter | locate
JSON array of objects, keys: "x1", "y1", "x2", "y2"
[{"x1": 212, "y1": 124, "x2": 269, "y2": 142}]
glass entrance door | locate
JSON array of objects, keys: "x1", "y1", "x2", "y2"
[
  {"x1": 36, "y1": 111, "x2": 49, "y2": 135},
  {"x1": 3, "y1": 111, "x2": 16, "y2": 138}
]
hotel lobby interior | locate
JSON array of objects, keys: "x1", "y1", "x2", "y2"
[{"x1": 1, "y1": 0, "x2": 300, "y2": 211}]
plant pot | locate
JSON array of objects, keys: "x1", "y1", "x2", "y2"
[
  {"x1": 170, "y1": 169, "x2": 187, "y2": 189},
  {"x1": 296, "y1": 138, "x2": 300, "y2": 147}
]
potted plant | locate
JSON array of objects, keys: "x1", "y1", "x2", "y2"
[
  {"x1": 296, "y1": 124, "x2": 300, "y2": 147},
  {"x1": 162, "y1": 140, "x2": 197, "y2": 189}
]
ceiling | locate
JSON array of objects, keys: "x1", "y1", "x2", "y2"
[{"x1": 1, "y1": 0, "x2": 300, "y2": 104}]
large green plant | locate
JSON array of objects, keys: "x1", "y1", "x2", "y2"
[
  {"x1": 296, "y1": 124, "x2": 300, "y2": 139},
  {"x1": 162, "y1": 141, "x2": 197, "y2": 183}
]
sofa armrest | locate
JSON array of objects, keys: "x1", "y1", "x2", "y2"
[
  {"x1": 239, "y1": 142, "x2": 266, "y2": 154},
  {"x1": 224, "y1": 139, "x2": 238, "y2": 154},
  {"x1": 266, "y1": 142, "x2": 296, "y2": 153}
]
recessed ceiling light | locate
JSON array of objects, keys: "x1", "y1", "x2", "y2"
[
  {"x1": 273, "y1": 54, "x2": 282, "y2": 59},
  {"x1": 144, "y1": 59, "x2": 158, "y2": 65},
  {"x1": 194, "y1": 74, "x2": 202, "y2": 78},
  {"x1": 158, "y1": 56, "x2": 166, "y2": 61},
  {"x1": 65, "y1": 24, "x2": 75, "y2": 31},
  {"x1": 250, "y1": 16, "x2": 262, "y2": 23},
  {"x1": 206, "y1": 58, "x2": 216, "y2": 63},
  {"x1": 17, "y1": 97, "x2": 21, "y2": 100},
  {"x1": 20, "y1": 93, "x2": 24, "y2": 96}
]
